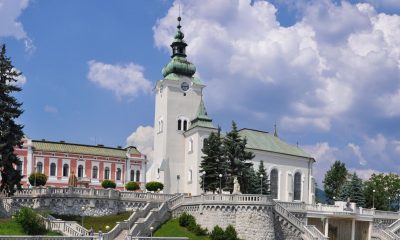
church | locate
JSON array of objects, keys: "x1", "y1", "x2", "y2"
[{"x1": 148, "y1": 17, "x2": 316, "y2": 204}]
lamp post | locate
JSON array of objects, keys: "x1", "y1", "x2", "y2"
[
  {"x1": 34, "y1": 166, "x2": 37, "y2": 187},
  {"x1": 81, "y1": 206, "x2": 85, "y2": 227},
  {"x1": 219, "y1": 174, "x2": 222, "y2": 194},
  {"x1": 105, "y1": 225, "x2": 110, "y2": 232},
  {"x1": 373, "y1": 189, "x2": 376, "y2": 209},
  {"x1": 150, "y1": 226, "x2": 154, "y2": 239},
  {"x1": 260, "y1": 174, "x2": 264, "y2": 195},
  {"x1": 202, "y1": 171, "x2": 206, "y2": 194},
  {"x1": 177, "y1": 175, "x2": 180, "y2": 193}
]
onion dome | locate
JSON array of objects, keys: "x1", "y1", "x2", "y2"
[{"x1": 162, "y1": 17, "x2": 196, "y2": 78}]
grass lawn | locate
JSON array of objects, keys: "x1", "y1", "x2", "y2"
[
  {"x1": 52, "y1": 211, "x2": 132, "y2": 232},
  {"x1": 154, "y1": 218, "x2": 210, "y2": 240},
  {"x1": 0, "y1": 218, "x2": 62, "y2": 236}
]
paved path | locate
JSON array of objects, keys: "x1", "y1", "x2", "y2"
[{"x1": 114, "y1": 229, "x2": 129, "y2": 240}]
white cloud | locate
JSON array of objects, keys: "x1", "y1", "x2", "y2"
[
  {"x1": 347, "y1": 143, "x2": 367, "y2": 165},
  {"x1": 126, "y1": 126, "x2": 154, "y2": 161},
  {"x1": 348, "y1": 168, "x2": 381, "y2": 180},
  {"x1": 0, "y1": 0, "x2": 34, "y2": 52},
  {"x1": 87, "y1": 60, "x2": 152, "y2": 99},
  {"x1": 44, "y1": 105, "x2": 58, "y2": 113},
  {"x1": 154, "y1": 0, "x2": 400, "y2": 133}
]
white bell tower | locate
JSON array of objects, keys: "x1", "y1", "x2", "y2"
[{"x1": 151, "y1": 17, "x2": 205, "y2": 193}]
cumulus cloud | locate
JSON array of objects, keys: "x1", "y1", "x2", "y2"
[
  {"x1": 87, "y1": 60, "x2": 152, "y2": 99},
  {"x1": 126, "y1": 126, "x2": 154, "y2": 161},
  {"x1": 0, "y1": 0, "x2": 34, "y2": 52},
  {"x1": 154, "y1": 0, "x2": 400, "y2": 134},
  {"x1": 347, "y1": 143, "x2": 367, "y2": 165}
]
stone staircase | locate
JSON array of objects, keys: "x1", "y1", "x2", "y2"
[
  {"x1": 371, "y1": 218, "x2": 400, "y2": 240},
  {"x1": 273, "y1": 201, "x2": 327, "y2": 240}
]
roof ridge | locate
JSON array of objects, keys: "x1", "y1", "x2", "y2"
[{"x1": 32, "y1": 140, "x2": 129, "y2": 151}]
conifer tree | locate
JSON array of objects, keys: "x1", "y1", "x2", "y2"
[
  {"x1": 255, "y1": 161, "x2": 270, "y2": 195},
  {"x1": 223, "y1": 121, "x2": 254, "y2": 193},
  {"x1": 0, "y1": 44, "x2": 24, "y2": 195},
  {"x1": 338, "y1": 173, "x2": 365, "y2": 207},
  {"x1": 199, "y1": 127, "x2": 226, "y2": 193}
]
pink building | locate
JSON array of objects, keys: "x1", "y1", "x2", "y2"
[{"x1": 15, "y1": 137, "x2": 147, "y2": 190}]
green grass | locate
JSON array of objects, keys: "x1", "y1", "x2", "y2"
[
  {"x1": 0, "y1": 218, "x2": 62, "y2": 236},
  {"x1": 154, "y1": 218, "x2": 210, "y2": 240},
  {"x1": 52, "y1": 211, "x2": 132, "y2": 232}
]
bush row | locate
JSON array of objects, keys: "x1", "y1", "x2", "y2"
[{"x1": 178, "y1": 212, "x2": 208, "y2": 236}]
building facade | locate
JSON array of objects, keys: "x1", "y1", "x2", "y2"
[
  {"x1": 15, "y1": 138, "x2": 147, "y2": 190},
  {"x1": 148, "y1": 18, "x2": 316, "y2": 203}
]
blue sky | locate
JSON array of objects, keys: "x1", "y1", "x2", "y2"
[{"x1": 1, "y1": 0, "x2": 399, "y2": 183}]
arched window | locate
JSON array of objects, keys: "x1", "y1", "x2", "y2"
[
  {"x1": 50, "y1": 163, "x2": 56, "y2": 176},
  {"x1": 130, "y1": 170, "x2": 135, "y2": 182},
  {"x1": 116, "y1": 168, "x2": 122, "y2": 181},
  {"x1": 36, "y1": 162, "x2": 43, "y2": 174},
  {"x1": 63, "y1": 164, "x2": 69, "y2": 177},
  {"x1": 294, "y1": 172, "x2": 302, "y2": 201},
  {"x1": 78, "y1": 165, "x2": 84, "y2": 178},
  {"x1": 136, "y1": 170, "x2": 140, "y2": 182},
  {"x1": 92, "y1": 166, "x2": 98, "y2": 179},
  {"x1": 178, "y1": 119, "x2": 182, "y2": 131},
  {"x1": 104, "y1": 167, "x2": 110, "y2": 180},
  {"x1": 270, "y1": 169, "x2": 279, "y2": 199},
  {"x1": 188, "y1": 138, "x2": 193, "y2": 152}
]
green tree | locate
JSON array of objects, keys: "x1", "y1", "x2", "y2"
[
  {"x1": 199, "y1": 127, "x2": 226, "y2": 193},
  {"x1": 210, "y1": 225, "x2": 225, "y2": 240},
  {"x1": 0, "y1": 44, "x2": 24, "y2": 196},
  {"x1": 255, "y1": 161, "x2": 270, "y2": 195},
  {"x1": 101, "y1": 180, "x2": 116, "y2": 189},
  {"x1": 145, "y1": 181, "x2": 164, "y2": 192},
  {"x1": 125, "y1": 181, "x2": 140, "y2": 191},
  {"x1": 28, "y1": 173, "x2": 48, "y2": 187},
  {"x1": 223, "y1": 121, "x2": 254, "y2": 193},
  {"x1": 224, "y1": 225, "x2": 240, "y2": 240},
  {"x1": 323, "y1": 160, "x2": 348, "y2": 202},
  {"x1": 364, "y1": 173, "x2": 400, "y2": 210},
  {"x1": 338, "y1": 172, "x2": 365, "y2": 207}
]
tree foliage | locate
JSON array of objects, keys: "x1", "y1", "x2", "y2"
[
  {"x1": 14, "y1": 207, "x2": 47, "y2": 235},
  {"x1": 338, "y1": 172, "x2": 365, "y2": 207},
  {"x1": 199, "y1": 127, "x2": 226, "y2": 193},
  {"x1": 0, "y1": 44, "x2": 24, "y2": 195},
  {"x1": 125, "y1": 181, "x2": 140, "y2": 191},
  {"x1": 255, "y1": 161, "x2": 270, "y2": 195},
  {"x1": 364, "y1": 173, "x2": 400, "y2": 211},
  {"x1": 323, "y1": 160, "x2": 348, "y2": 202},
  {"x1": 222, "y1": 121, "x2": 254, "y2": 193},
  {"x1": 28, "y1": 173, "x2": 48, "y2": 187},
  {"x1": 101, "y1": 180, "x2": 116, "y2": 189}
]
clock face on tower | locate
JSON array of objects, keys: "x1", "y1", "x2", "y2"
[{"x1": 181, "y1": 82, "x2": 190, "y2": 92}]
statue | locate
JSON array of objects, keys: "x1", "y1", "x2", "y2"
[
  {"x1": 232, "y1": 177, "x2": 241, "y2": 194},
  {"x1": 344, "y1": 197, "x2": 353, "y2": 211}
]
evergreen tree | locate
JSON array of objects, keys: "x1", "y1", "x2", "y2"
[
  {"x1": 323, "y1": 160, "x2": 348, "y2": 202},
  {"x1": 338, "y1": 173, "x2": 366, "y2": 207},
  {"x1": 255, "y1": 161, "x2": 270, "y2": 195},
  {"x1": 199, "y1": 127, "x2": 227, "y2": 193},
  {"x1": 223, "y1": 121, "x2": 254, "y2": 193},
  {"x1": 0, "y1": 44, "x2": 24, "y2": 195}
]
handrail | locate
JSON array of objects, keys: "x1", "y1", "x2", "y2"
[
  {"x1": 304, "y1": 225, "x2": 329, "y2": 240},
  {"x1": 388, "y1": 218, "x2": 400, "y2": 233}
]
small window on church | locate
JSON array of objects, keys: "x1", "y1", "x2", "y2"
[
  {"x1": 188, "y1": 169, "x2": 192, "y2": 183},
  {"x1": 178, "y1": 119, "x2": 182, "y2": 131},
  {"x1": 188, "y1": 138, "x2": 193, "y2": 152},
  {"x1": 183, "y1": 120, "x2": 188, "y2": 131}
]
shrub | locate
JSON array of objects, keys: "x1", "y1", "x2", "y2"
[
  {"x1": 210, "y1": 225, "x2": 225, "y2": 240},
  {"x1": 125, "y1": 181, "x2": 140, "y2": 191},
  {"x1": 224, "y1": 225, "x2": 240, "y2": 240},
  {"x1": 28, "y1": 173, "x2": 47, "y2": 186},
  {"x1": 178, "y1": 212, "x2": 195, "y2": 227},
  {"x1": 145, "y1": 181, "x2": 164, "y2": 192},
  {"x1": 101, "y1": 180, "x2": 116, "y2": 189},
  {"x1": 14, "y1": 207, "x2": 47, "y2": 235}
]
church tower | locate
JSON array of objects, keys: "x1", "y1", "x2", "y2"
[{"x1": 151, "y1": 17, "x2": 205, "y2": 193}]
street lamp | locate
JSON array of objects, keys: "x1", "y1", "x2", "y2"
[
  {"x1": 150, "y1": 226, "x2": 154, "y2": 239},
  {"x1": 34, "y1": 166, "x2": 37, "y2": 187},
  {"x1": 219, "y1": 174, "x2": 222, "y2": 194},
  {"x1": 177, "y1": 175, "x2": 180, "y2": 193},
  {"x1": 260, "y1": 174, "x2": 264, "y2": 195},
  {"x1": 105, "y1": 225, "x2": 110, "y2": 232},
  {"x1": 373, "y1": 189, "x2": 376, "y2": 209},
  {"x1": 202, "y1": 171, "x2": 206, "y2": 194},
  {"x1": 81, "y1": 206, "x2": 85, "y2": 227}
]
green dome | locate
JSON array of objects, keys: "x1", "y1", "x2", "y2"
[
  {"x1": 162, "y1": 56, "x2": 196, "y2": 77},
  {"x1": 162, "y1": 17, "x2": 197, "y2": 78}
]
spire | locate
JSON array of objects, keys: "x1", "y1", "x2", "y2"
[
  {"x1": 274, "y1": 123, "x2": 278, "y2": 137},
  {"x1": 190, "y1": 99, "x2": 215, "y2": 129},
  {"x1": 162, "y1": 17, "x2": 196, "y2": 78}
]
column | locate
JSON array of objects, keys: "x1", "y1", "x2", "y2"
[
  {"x1": 351, "y1": 219, "x2": 356, "y2": 240},
  {"x1": 367, "y1": 221, "x2": 372, "y2": 240},
  {"x1": 324, "y1": 218, "x2": 329, "y2": 237}
]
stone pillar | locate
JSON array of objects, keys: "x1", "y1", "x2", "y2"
[
  {"x1": 367, "y1": 221, "x2": 372, "y2": 240},
  {"x1": 324, "y1": 218, "x2": 329, "y2": 237},
  {"x1": 351, "y1": 219, "x2": 356, "y2": 240}
]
